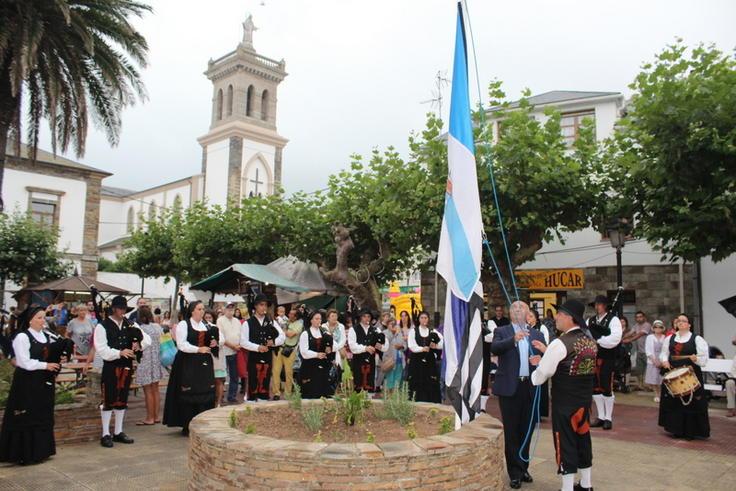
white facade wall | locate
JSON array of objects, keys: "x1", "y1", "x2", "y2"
[
  {"x1": 700, "y1": 255, "x2": 736, "y2": 358},
  {"x1": 204, "y1": 139, "x2": 230, "y2": 207},
  {"x1": 2, "y1": 168, "x2": 87, "y2": 255},
  {"x1": 98, "y1": 197, "x2": 126, "y2": 245}
]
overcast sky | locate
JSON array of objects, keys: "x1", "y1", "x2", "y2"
[{"x1": 38, "y1": 0, "x2": 736, "y2": 194}]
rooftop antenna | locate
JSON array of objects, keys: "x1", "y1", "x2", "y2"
[{"x1": 420, "y1": 70, "x2": 451, "y2": 119}]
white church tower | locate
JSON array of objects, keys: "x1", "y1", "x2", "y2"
[{"x1": 198, "y1": 15, "x2": 288, "y2": 206}]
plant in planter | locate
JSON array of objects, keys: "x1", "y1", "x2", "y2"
[
  {"x1": 302, "y1": 404, "x2": 325, "y2": 433},
  {"x1": 438, "y1": 416, "x2": 453, "y2": 435},
  {"x1": 381, "y1": 383, "x2": 415, "y2": 426}
]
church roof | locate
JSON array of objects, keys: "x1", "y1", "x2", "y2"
[
  {"x1": 101, "y1": 185, "x2": 136, "y2": 198},
  {"x1": 488, "y1": 90, "x2": 621, "y2": 111},
  {"x1": 5, "y1": 142, "x2": 111, "y2": 176}
]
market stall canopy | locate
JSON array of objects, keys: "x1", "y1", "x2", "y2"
[
  {"x1": 22, "y1": 274, "x2": 129, "y2": 294},
  {"x1": 190, "y1": 263, "x2": 310, "y2": 294},
  {"x1": 266, "y1": 256, "x2": 343, "y2": 295}
]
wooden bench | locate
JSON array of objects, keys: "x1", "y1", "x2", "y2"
[{"x1": 702, "y1": 358, "x2": 734, "y2": 393}]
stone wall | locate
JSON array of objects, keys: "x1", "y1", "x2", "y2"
[{"x1": 188, "y1": 401, "x2": 505, "y2": 490}]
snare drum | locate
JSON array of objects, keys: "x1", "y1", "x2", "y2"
[{"x1": 663, "y1": 366, "x2": 701, "y2": 403}]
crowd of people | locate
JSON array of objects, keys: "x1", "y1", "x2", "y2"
[{"x1": 0, "y1": 289, "x2": 733, "y2": 486}]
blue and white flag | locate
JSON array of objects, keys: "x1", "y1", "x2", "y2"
[{"x1": 438, "y1": 2, "x2": 485, "y2": 426}]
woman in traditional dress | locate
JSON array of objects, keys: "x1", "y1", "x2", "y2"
[
  {"x1": 299, "y1": 311, "x2": 334, "y2": 398},
  {"x1": 163, "y1": 301, "x2": 218, "y2": 436},
  {"x1": 658, "y1": 313, "x2": 710, "y2": 439},
  {"x1": 407, "y1": 311, "x2": 443, "y2": 403},
  {"x1": 0, "y1": 307, "x2": 64, "y2": 464},
  {"x1": 322, "y1": 309, "x2": 346, "y2": 392}
]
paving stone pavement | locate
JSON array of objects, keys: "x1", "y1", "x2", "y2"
[{"x1": 0, "y1": 390, "x2": 733, "y2": 490}]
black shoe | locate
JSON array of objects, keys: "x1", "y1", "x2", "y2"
[
  {"x1": 589, "y1": 418, "x2": 604, "y2": 428},
  {"x1": 273, "y1": 395, "x2": 280, "y2": 401},
  {"x1": 602, "y1": 420, "x2": 612, "y2": 430},
  {"x1": 182, "y1": 427, "x2": 190, "y2": 437},
  {"x1": 112, "y1": 432, "x2": 134, "y2": 444},
  {"x1": 521, "y1": 471, "x2": 533, "y2": 483},
  {"x1": 510, "y1": 479, "x2": 522, "y2": 489},
  {"x1": 100, "y1": 435, "x2": 114, "y2": 448},
  {"x1": 574, "y1": 483, "x2": 594, "y2": 491}
]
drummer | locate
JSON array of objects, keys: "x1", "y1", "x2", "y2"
[{"x1": 658, "y1": 313, "x2": 710, "y2": 439}]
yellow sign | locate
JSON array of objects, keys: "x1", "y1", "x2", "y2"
[{"x1": 516, "y1": 269, "x2": 585, "y2": 290}]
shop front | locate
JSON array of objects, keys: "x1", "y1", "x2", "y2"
[{"x1": 516, "y1": 268, "x2": 586, "y2": 319}]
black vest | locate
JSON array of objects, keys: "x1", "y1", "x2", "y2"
[
  {"x1": 23, "y1": 330, "x2": 50, "y2": 363},
  {"x1": 355, "y1": 324, "x2": 384, "y2": 347},
  {"x1": 102, "y1": 317, "x2": 136, "y2": 367},
  {"x1": 551, "y1": 328, "x2": 597, "y2": 408},
  {"x1": 588, "y1": 314, "x2": 618, "y2": 359},
  {"x1": 247, "y1": 316, "x2": 277, "y2": 345}
]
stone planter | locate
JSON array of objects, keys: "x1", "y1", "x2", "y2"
[{"x1": 188, "y1": 400, "x2": 505, "y2": 490}]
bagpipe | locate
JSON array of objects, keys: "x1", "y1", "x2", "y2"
[
  {"x1": 41, "y1": 328, "x2": 75, "y2": 384},
  {"x1": 366, "y1": 326, "x2": 386, "y2": 349},
  {"x1": 256, "y1": 318, "x2": 280, "y2": 351},
  {"x1": 587, "y1": 287, "x2": 624, "y2": 340},
  {"x1": 205, "y1": 322, "x2": 220, "y2": 358},
  {"x1": 319, "y1": 328, "x2": 335, "y2": 362}
]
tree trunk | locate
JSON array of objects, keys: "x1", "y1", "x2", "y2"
[
  {"x1": 0, "y1": 60, "x2": 18, "y2": 213},
  {"x1": 321, "y1": 224, "x2": 382, "y2": 311}
]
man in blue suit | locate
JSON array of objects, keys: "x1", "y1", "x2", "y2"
[{"x1": 491, "y1": 301, "x2": 546, "y2": 489}]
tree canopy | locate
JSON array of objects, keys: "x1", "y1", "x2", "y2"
[
  {"x1": 604, "y1": 41, "x2": 736, "y2": 262},
  {"x1": 0, "y1": 0, "x2": 151, "y2": 211},
  {"x1": 0, "y1": 211, "x2": 71, "y2": 285}
]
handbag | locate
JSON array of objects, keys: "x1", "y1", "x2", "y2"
[
  {"x1": 159, "y1": 332, "x2": 177, "y2": 367},
  {"x1": 281, "y1": 344, "x2": 295, "y2": 358},
  {"x1": 380, "y1": 352, "x2": 396, "y2": 372}
]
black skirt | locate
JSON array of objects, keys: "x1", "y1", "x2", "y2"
[
  {"x1": 658, "y1": 383, "x2": 710, "y2": 439},
  {"x1": 0, "y1": 368, "x2": 56, "y2": 464},
  {"x1": 301, "y1": 358, "x2": 332, "y2": 399},
  {"x1": 163, "y1": 351, "x2": 215, "y2": 429},
  {"x1": 408, "y1": 352, "x2": 441, "y2": 403}
]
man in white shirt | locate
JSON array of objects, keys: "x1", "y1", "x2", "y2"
[
  {"x1": 531, "y1": 300, "x2": 598, "y2": 491},
  {"x1": 586, "y1": 295, "x2": 622, "y2": 430},
  {"x1": 217, "y1": 302, "x2": 242, "y2": 403},
  {"x1": 94, "y1": 295, "x2": 151, "y2": 448}
]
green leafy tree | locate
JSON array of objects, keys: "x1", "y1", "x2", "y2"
[
  {"x1": 0, "y1": 211, "x2": 71, "y2": 286},
  {"x1": 0, "y1": 0, "x2": 151, "y2": 211},
  {"x1": 605, "y1": 41, "x2": 736, "y2": 262}
]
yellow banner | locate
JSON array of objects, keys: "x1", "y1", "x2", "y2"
[{"x1": 516, "y1": 269, "x2": 585, "y2": 290}]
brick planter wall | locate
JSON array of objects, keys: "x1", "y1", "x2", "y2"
[{"x1": 188, "y1": 401, "x2": 505, "y2": 490}]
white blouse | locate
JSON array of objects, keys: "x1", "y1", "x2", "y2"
[
  {"x1": 407, "y1": 327, "x2": 444, "y2": 353},
  {"x1": 299, "y1": 327, "x2": 324, "y2": 360},
  {"x1": 13, "y1": 329, "x2": 49, "y2": 371},
  {"x1": 645, "y1": 333, "x2": 666, "y2": 365},
  {"x1": 659, "y1": 332, "x2": 708, "y2": 367},
  {"x1": 175, "y1": 319, "x2": 209, "y2": 354}
]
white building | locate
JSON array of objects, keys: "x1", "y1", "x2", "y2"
[{"x1": 98, "y1": 15, "x2": 288, "y2": 259}]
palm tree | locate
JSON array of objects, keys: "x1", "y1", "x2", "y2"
[{"x1": 0, "y1": 0, "x2": 151, "y2": 211}]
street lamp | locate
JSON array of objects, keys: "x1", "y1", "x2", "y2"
[{"x1": 607, "y1": 218, "x2": 631, "y2": 316}]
